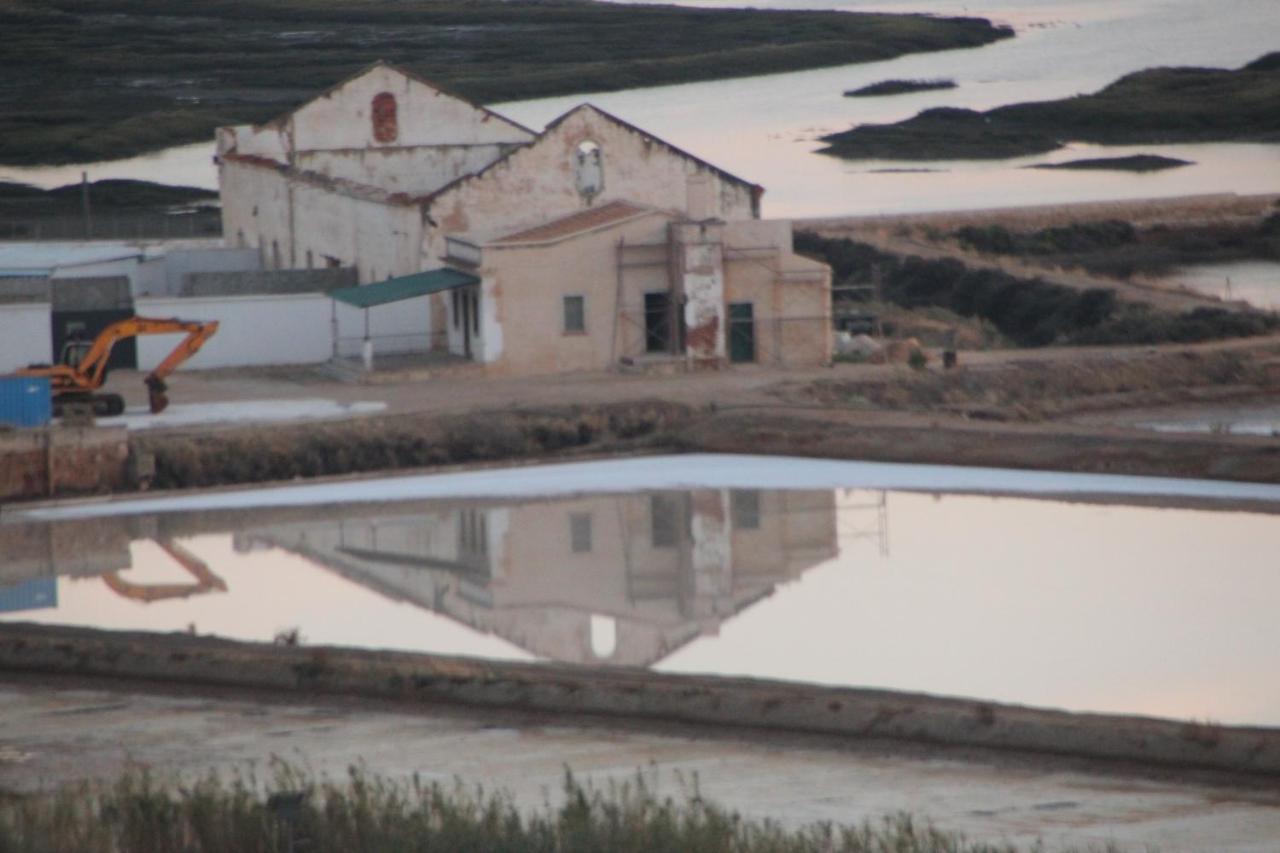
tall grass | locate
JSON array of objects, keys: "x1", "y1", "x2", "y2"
[{"x1": 0, "y1": 763, "x2": 1121, "y2": 853}]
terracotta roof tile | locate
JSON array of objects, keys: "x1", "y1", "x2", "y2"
[{"x1": 491, "y1": 201, "x2": 653, "y2": 245}]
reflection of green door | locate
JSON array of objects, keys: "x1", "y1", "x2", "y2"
[{"x1": 728, "y1": 302, "x2": 755, "y2": 363}]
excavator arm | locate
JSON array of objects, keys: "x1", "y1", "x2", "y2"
[
  {"x1": 101, "y1": 539, "x2": 228, "y2": 604},
  {"x1": 11, "y1": 315, "x2": 218, "y2": 415}
]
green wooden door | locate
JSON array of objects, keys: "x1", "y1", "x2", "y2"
[{"x1": 728, "y1": 302, "x2": 755, "y2": 363}]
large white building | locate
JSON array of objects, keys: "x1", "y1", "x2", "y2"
[{"x1": 218, "y1": 62, "x2": 830, "y2": 375}]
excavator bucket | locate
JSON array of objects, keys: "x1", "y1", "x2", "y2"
[{"x1": 146, "y1": 377, "x2": 169, "y2": 414}]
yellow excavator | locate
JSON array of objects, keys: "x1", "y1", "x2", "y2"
[{"x1": 11, "y1": 316, "x2": 218, "y2": 416}]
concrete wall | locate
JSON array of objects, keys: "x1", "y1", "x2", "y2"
[
  {"x1": 156, "y1": 248, "x2": 262, "y2": 296},
  {"x1": 722, "y1": 220, "x2": 832, "y2": 368},
  {"x1": 181, "y1": 267, "x2": 355, "y2": 297},
  {"x1": 425, "y1": 105, "x2": 758, "y2": 253},
  {"x1": 134, "y1": 295, "x2": 333, "y2": 369},
  {"x1": 0, "y1": 303, "x2": 53, "y2": 372},
  {"x1": 334, "y1": 295, "x2": 433, "y2": 355}
]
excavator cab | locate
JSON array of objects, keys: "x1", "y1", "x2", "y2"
[{"x1": 59, "y1": 334, "x2": 93, "y2": 371}]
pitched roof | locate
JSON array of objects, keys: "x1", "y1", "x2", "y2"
[
  {"x1": 545, "y1": 104, "x2": 763, "y2": 194},
  {"x1": 251, "y1": 60, "x2": 537, "y2": 139},
  {"x1": 489, "y1": 201, "x2": 657, "y2": 246},
  {"x1": 425, "y1": 103, "x2": 763, "y2": 205}
]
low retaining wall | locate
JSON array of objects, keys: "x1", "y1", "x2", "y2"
[
  {"x1": 1, "y1": 623, "x2": 1276, "y2": 777},
  {"x1": 0, "y1": 426, "x2": 129, "y2": 502}
]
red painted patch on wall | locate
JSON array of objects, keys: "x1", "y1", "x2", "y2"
[{"x1": 371, "y1": 92, "x2": 398, "y2": 144}]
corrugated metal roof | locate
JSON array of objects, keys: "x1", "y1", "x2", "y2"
[
  {"x1": 492, "y1": 201, "x2": 653, "y2": 246},
  {"x1": 329, "y1": 268, "x2": 479, "y2": 308}
]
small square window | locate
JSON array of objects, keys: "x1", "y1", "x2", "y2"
[
  {"x1": 563, "y1": 295, "x2": 585, "y2": 334},
  {"x1": 570, "y1": 512, "x2": 593, "y2": 553}
]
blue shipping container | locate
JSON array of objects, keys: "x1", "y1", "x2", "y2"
[
  {"x1": 0, "y1": 375, "x2": 51, "y2": 427},
  {"x1": 0, "y1": 577, "x2": 57, "y2": 614}
]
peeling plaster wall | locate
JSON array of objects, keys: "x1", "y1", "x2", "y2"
[
  {"x1": 424, "y1": 106, "x2": 757, "y2": 261},
  {"x1": 476, "y1": 213, "x2": 672, "y2": 375},
  {"x1": 296, "y1": 144, "x2": 521, "y2": 196},
  {"x1": 689, "y1": 489, "x2": 733, "y2": 619},
  {"x1": 223, "y1": 159, "x2": 423, "y2": 286},
  {"x1": 671, "y1": 221, "x2": 726, "y2": 365},
  {"x1": 289, "y1": 66, "x2": 534, "y2": 154},
  {"x1": 291, "y1": 182, "x2": 421, "y2": 283},
  {"x1": 218, "y1": 160, "x2": 287, "y2": 269}
]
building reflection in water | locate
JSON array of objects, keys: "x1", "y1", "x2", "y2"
[
  {"x1": 0, "y1": 488, "x2": 866, "y2": 668},
  {"x1": 232, "y1": 489, "x2": 840, "y2": 666}
]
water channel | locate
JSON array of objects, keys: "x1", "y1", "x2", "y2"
[
  {"x1": 4, "y1": 455, "x2": 1279, "y2": 727},
  {"x1": 2, "y1": 0, "x2": 1277, "y2": 217}
]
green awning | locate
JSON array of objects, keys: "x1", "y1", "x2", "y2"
[{"x1": 329, "y1": 268, "x2": 478, "y2": 308}]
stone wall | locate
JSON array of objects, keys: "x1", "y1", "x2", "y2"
[
  {"x1": 180, "y1": 267, "x2": 356, "y2": 297},
  {"x1": 0, "y1": 426, "x2": 129, "y2": 502},
  {"x1": 0, "y1": 277, "x2": 50, "y2": 304},
  {"x1": 49, "y1": 276, "x2": 132, "y2": 311}
]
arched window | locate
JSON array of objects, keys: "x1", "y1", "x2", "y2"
[
  {"x1": 575, "y1": 140, "x2": 603, "y2": 202},
  {"x1": 371, "y1": 92, "x2": 398, "y2": 144}
]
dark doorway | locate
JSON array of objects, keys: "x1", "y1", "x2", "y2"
[
  {"x1": 459, "y1": 288, "x2": 474, "y2": 358},
  {"x1": 728, "y1": 302, "x2": 755, "y2": 364},
  {"x1": 50, "y1": 310, "x2": 136, "y2": 371},
  {"x1": 644, "y1": 292, "x2": 673, "y2": 354}
]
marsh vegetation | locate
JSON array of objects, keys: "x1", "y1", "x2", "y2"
[
  {"x1": 797, "y1": 232, "x2": 1279, "y2": 347},
  {"x1": 0, "y1": 0, "x2": 1011, "y2": 166},
  {"x1": 819, "y1": 53, "x2": 1280, "y2": 160},
  {"x1": 844, "y1": 78, "x2": 957, "y2": 97},
  {"x1": 0, "y1": 764, "x2": 1125, "y2": 853}
]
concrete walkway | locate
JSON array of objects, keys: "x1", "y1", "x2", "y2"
[{"x1": 3, "y1": 678, "x2": 1278, "y2": 852}]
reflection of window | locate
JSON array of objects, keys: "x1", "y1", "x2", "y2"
[
  {"x1": 650, "y1": 494, "x2": 678, "y2": 548},
  {"x1": 563, "y1": 295, "x2": 585, "y2": 333},
  {"x1": 570, "y1": 512, "x2": 593, "y2": 553},
  {"x1": 574, "y1": 140, "x2": 603, "y2": 201},
  {"x1": 459, "y1": 508, "x2": 487, "y2": 558},
  {"x1": 731, "y1": 489, "x2": 761, "y2": 530}
]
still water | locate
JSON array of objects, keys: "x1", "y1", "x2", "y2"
[
  {"x1": 4, "y1": 456, "x2": 1279, "y2": 726},
  {"x1": 2, "y1": 0, "x2": 1277, "y2": 216},
  {"x1": 1164, "y1": 261, "x2": 1280, "y2": 312}
]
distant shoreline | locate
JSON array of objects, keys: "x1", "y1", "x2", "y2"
[{"x1": 0, "y1": 1, "x2": 1011, "y2": 168}]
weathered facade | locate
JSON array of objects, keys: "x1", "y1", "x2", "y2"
[{"x1": 218, "y1": 62, "x2": 830, "y2": 374}]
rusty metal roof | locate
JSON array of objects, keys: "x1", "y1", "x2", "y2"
[{"x1": 490, "y1": 201, "x2": 654, "y2": 246}]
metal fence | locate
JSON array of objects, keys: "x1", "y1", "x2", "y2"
[{"x1": 0, "y1": 211, "x2": 222, "y2": 241}]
